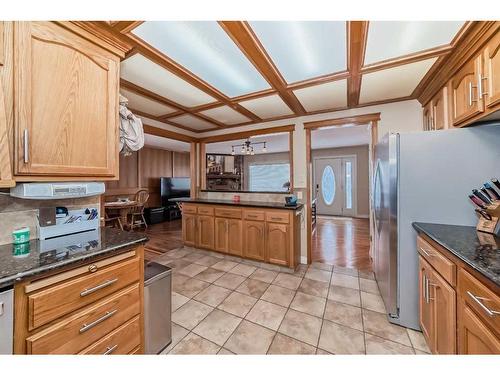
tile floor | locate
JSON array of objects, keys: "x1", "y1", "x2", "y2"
[{"x1": 155, "y1": 246, "x2": 430, "y2": 355}]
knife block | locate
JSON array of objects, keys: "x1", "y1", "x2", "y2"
[{"x1": 476, "y1": 201, "x2": 500, "y2": 236}]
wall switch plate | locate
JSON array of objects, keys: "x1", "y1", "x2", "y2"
[{"x1": 297, "y1": 191, "x2": 303, "y2": 199}]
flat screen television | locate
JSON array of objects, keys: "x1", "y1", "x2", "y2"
[{"x1": 160, "y1": 177, "x2": 190, "y2": 206}]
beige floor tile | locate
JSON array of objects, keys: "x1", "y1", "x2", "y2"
[
  {"x1": 246, "y1": 300, "x2": 287, "y2": 331},
  {"x1": 292, "y1": 264, "x2": 308, "y2": 277},
  {"x1": 163, "y1": 258, "x2": 192, "y2": 270},
  {"x1": 259, "y1": 263, "x2": 282, "y2": 272},
  {"x1": 250, "y1": 268, "x2": 278, "y2": 283},
  {"x1": 360, "y1": 291, "x2": 386, "y2": 313},
  {"x1": 236, "y1": 278, "x2": 270, "y2": 298},
  {"x1": 160, "y1": 323, "x2": 189, "y2": 354},
  {"x1": 213, "y1": 273, "x2": 246, "y2": 290},
  {"x1": 316, "y1": 348, "x2": 333, "y2": 355},
  {"x1": 304, "y1": 268, "x2": 332, "y2": 283},
  {"x1": 362, "y1": 309, "x2": 411, "y2": 346},
  {"x1": 223, "y1": 254, "x2": 243, "y2": 262},
  {"x1": 224, "y1": 320, "x2": 275, "y2": 354},
  {"x1": 290, "y1": 292, "x2": 326, "y2": 317},
  {"x1": 330, "y1": 273, "x2": 359, "y2": 290},
  {"x1": 310, "y1": 262, "x2": 334, "y2": 272},
  {"x1": 218, "y1": 291, "x2": 257, "y2": 318},
  {"x1": 212, "y1": 260, "x2": 239, "y2": 272},
  {"x1": 278, "y1": 309, "x2": 322, "y2": 346},
  {"x1": 415, "y1": 349, "x2": 431, "y2": 355},
  {"x1": 193, "y1": 309, "x2": 242, "y2": 346},
  {"x1": 172, "y1": 275, "x2": 210, "y2": 298},
  {"x1": 407, "y1": 328, "x2": 431, "y2": 353},
  {"x1": 194, "y1": 268, "x2": 225, "y2": 283},
  {"x1": 207, "y1": 251, "x2": 225, "y2": 259},
  {"x1": 268, "y1": 333, "x2": 316, "y2": 354},
  {"x1": 261, "y1": 284, "x2": 296, "y2": 307},
  {"x1": 217, "y1": 348, "x2": 235, "y2": 355},
  {"x1": 171, "y1": 292, "x2": 190, "y2": 312},
  {"x1": 360, "y1": 278, "x2": 380, "y2": 295},
  {"x1": 323, "y1": 300, "x2": 363, "y2": 331},
  {"x1": 172, "y1": 300, "x2": 214, "y2": 330},
  {"x1": 273, "y1": 273, "x2": 302, "y2": 290},
  {"x1": 193, "y1": 284, "x2": 232, "y2": 307},
  {"x1": 359, "y1": 270, "x2": 375, "y2": 280},
  {"x1": 318, "y1": 320, "x2": 365, "y2": 354},
  {"x1": 365, "y1": 334, "x2": 415, "y2": 354},
  {"x1": 164, "y1": 248, "x2": 191, "y2": 259},
  {"x1": 328, "y1": 285, "x2": 361, "y2": 307},
  {"x1": 169, "y1": 332, "x2": 220, "y2": 355},
  {"x1": 298, "y1": 278, "x2": 329, "y2": 298},
  {"x1": 178, "y1": 263, "x2": 208, "y2": 278},
  {"x1": 229, "y1": 263, "x2": 257, "y2": 277},
  {"x1": 182, "y1": 252, "x2": 205, "y2": 263},
  {"x1": 333, "y1": 266, "x2": 359, "y2": 277},
  {"x1": 194, "y1": 255, "x2": 221, "y2": 267}
]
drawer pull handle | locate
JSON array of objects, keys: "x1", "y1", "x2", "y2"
[
  {"x1": 103, "y1": 344, "x2": 118, "y2": 355},
  {"x1": 80, "y1": 278, "x2": 118, "y2": 297},
  {"x1": 247, "y1": 215, "x2": 258, "y2": 218},
  {"x1": 271, "y1": 217, "x2": 283, "y2": 221},
  {"x1": 466, "y1": 291, "x2": 500, "y2": 317},
  {"x1": 80, "y1": 309, "x2": 117, "y2": 333},
  {"x1": 419, "y1": 247, "x2": 434, "y2": 257}
]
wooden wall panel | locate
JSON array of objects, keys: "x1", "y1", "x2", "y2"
[
  {"x1": 173, "y1": 152, "x2": 190, "y2": 177},
  {"x1": 106, "y1": 152, "x2": 138, "y2": 191}
]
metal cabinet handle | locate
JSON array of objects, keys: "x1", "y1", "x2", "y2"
[
  {"x1": 79, "y1": 309, "x2": 117, "y2": 333},
  {"x1": 424, "y1": 275, "x2": 430, "y2": 304},
  {"x1": 80, "y1": 278, "x2": 118, "y2": 297},
  {"x1": 466, "y1": 291, "x2": 500, "y2": 317},
  {"x1": 23, "y1": 129, "x2": 29, "y2": 163},
  {"x1": 469, "y1": 81, "x2": 478, "y2": 106},
  {"x1": 271, "y1": 217, "x2": 282, "y2": 221},
  {"x1": 479, "y1": 75, "x2": 488, "y2": 97},
  {"x1": 103, "y1": 344, "x2": 118, "y2": 355},
  {"x1": 419, "y1": 247, "x2": 434, "y2": 257}
]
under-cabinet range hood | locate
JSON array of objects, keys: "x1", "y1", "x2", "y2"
[{"x1": 10, "y1": 182, "x2": 105, "y2": 200}]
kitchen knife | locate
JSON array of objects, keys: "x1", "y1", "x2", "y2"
[
  {"x1": 475, "y1": 208, "x2": 492, "y2": 221},
  {"x1": 481, "y1": 187, "x2": 496, "y2": 202},
  {"x1": 492, "y1": 178, "x2": 500, "y2": 191},
  {"x1": 469, "y1": 194, "x2": 486, "y2": 209},
  {"x1": 484, "y1": 183, "x2": 500, "y2": 200},
  {"x1": 472, "y1": 189, "x2": 491, "y2": 205}
]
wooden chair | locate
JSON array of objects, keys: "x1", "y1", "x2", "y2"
[
  {"x1": 104, "y1": 212, "x2": 124, "y2": 231},
  {"x1": 129, "y1": 189, "x2": 150, "y2": 230}
]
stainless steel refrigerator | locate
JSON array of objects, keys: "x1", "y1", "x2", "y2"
[{"x1": 372, "y1": 123, "x2": 500, "y2": 330}]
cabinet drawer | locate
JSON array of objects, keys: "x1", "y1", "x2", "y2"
[
  {"x1": 197, "y1": 206, "x2": 214, "y2": 215},
  {"x1": 28, "y1": 256, "x2": 141, "y2": 330},
  {"x1": 459, "y1": 269, "x2": 499, "y2": 336},
  {"x1": 215, "y1": 207, "x2": 242, "y2": 219},
  {"x1": 243, "y1": 210, "x2": 265, "y2": 221},
  {"x1": 26, "y1": 283, "x2": 141, "y2": 354},
  {"x1": 417, "y1": 236, "x2": 456, "y2": 286},
  {"x1": 266, "y1": 211, "x2": 290, "y2": 224},
  {"x1": 182, "y1": 204, "x2": 197, "y2": 214},
  {"x1": 79, "y1": 316, "x2": 141, "y2": 355}
]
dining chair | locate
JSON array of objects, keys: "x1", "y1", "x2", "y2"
[
  {"x1": 129, "y1": 189, "x2": 150, "y2": 229},
  {"x1": 104, "y1": 211, "x2": 124, "y2": 231}
]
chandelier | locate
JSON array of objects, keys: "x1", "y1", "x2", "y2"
[{"x1": 231, "y1": 139, "x2": 267, "y2": 156}]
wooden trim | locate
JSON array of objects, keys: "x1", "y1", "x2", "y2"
[
  {"x1": 289, "y1": 130, "x2": 294, "y2": 191},
  {"x1": 303, "y1": 112, "x2": 381, "y2": 130},
  {"x1": 0, "y1": 78, "x2": 14, "y2": 187},
  {"x1": 143, "y1": 124, "x2": 195, "y2": 142},
  {"x1": 305, "y1": 128, "x2": 312, "y2": 264},
  {"x1": 199, "y1": 124, "x2": 295, "y2": 143},
  {"x1": 199, "y1": 143, "x2": 206, "y2": 190},
  {"x1": 347, "y1": 21, "x2": 369, "y2": 107},
  {"x1": 131, "y1": 110, "x2": 203, "y2": 133},
  {"x1": 111, "y1": 21, "x2": 143, "y2": 34},
  {"x1": 219, "y1": 21, "x2": 306, "y2": 116},
  {"x1": 286, "y1": 71, "x2": 350, "y2": 91},
  {"x1": 190, "y1": 142, "x2": 197, "y2": 198}
]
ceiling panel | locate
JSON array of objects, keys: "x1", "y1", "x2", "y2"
[
  {"x1": 249, "y1": 21, "x2": 347, "y2": 83},
  {"x1": 121, "y1": 54, "x2": 216, "y2": 107},
  {"x1": 169, "y1": 114, "x2": 218, "y2": 131},
  {"x1": 359, "y1": 58, "x2": 437, "y2": 104},
  {"x1": 199, "y1": 106, "x2": 251, "y2": 125},
  {"x1": 120, "y1": 88, "x2": 177, "y2": 116},
  {"x1": 239, "y1": 94, "x2": 293, "y2": 118},
  {"x1": 293, "y1": 80, "x2": 347, "y2": 112},
  {"x1": 364, "y1": 21, "x2": 464, "y2": 65},
  {"x1": 132, "y1": 21, "x2": 270, "y2": 97},
  {"x1": 144, "y1": 134, "x2": 191, "y2": 152}
]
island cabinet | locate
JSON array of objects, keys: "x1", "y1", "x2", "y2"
[
  {"x1": 417, "y1": 234, "x2": 500, "y2": 354},
  {"x1": 181, "y1": 202, "x2": 301, "y2": 269},
  {"x1": 13, "y1": 246, "x2": 145, "y2": 354}
]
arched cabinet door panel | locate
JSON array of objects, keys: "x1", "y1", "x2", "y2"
[
  {"x1": 266, "y1": 223, "x2": 289, "y2": 266},
  {"x1": 243, "y1": 220, "x2": 265, "y2": 261},
  {"x1": 14, "y1": 22, "x2": 119, "y2": 178},
  {"x1": 483, "y1": 31, "x2": 500, "y2": 109}
]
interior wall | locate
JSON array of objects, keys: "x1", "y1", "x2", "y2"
[
  {"x1": 311, "y1": 145, "x2": 370, "y2": 217},
  {"x1": 242, "y1": 152, "x2": 290, "y2": 190}
]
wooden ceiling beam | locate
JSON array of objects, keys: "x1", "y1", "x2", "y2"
[
  {"x1": 199, "y1": 124, "x2": 295, "y2": 143},
  {"x1": 347, "y1": 21, "x2": 369, "y2": 107},
  {"x1": 286, "y1": 71, "x2": 350, "y2": 91},
  {"x1": 304, "y1": 112, "x2": 381, "y2": 130},
  {"x1": 128, "y1": 108, "x2": 205, "y2": 133},
  {"x1": 219, "y1": 21, "x2": 306, "y2": 116}
]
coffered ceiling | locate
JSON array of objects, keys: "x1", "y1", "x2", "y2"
[{"x1": 103, "y1": 20, "x2": 469, "y2": 133}]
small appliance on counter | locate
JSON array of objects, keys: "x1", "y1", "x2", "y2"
[
  {"x1": 468, "y1": 178, "x2": 500, "y2": 236},
  {"x1": 285, "y1": 195, "x2": 298, "y2": 207},
  {"x1": 10, "y1": 182, "x2": 105, "y2": 200}
]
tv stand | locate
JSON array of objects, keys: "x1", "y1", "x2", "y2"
[{"x1": 164, "y1": 204, "x2": 182, "y2": 221}]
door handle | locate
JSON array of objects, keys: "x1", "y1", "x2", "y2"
[
  {"x1": 103, "y1": 344, "x2": 118, "y2": 355},
  {"x1": 466, "y1": 291, "x2": 500, "y2": 317},
  {"x1": 80, "y1": 278, "x2": 118, "y2": 297},
  {"x1": 23, "y1": 129, "x2": 29, "y2": 163},
  {"x1": 79, "y1": 309, "x2": 117, "y2": 333}
]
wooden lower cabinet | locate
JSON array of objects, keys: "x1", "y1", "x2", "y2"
[
  {"x1": 458, "y1": 305, "x2": 500, "y2": 354},
  {"x1": 182, "y1": 213, "x2": 196, "y2": 247},
  {"x1": 214, "y1": 217, "x2": 228, "y2": 253},
  {"x1": 430, "y1": 266, "x2": 456, "y2": 354},
  {"x1": 197, "y1": 215, "x2": 214, "y2": 250},
  {"x1": 266, "y1": 223, "x2": 289, "y2": 266},
  {"x1": 418, "y1": 257, "x2": 433, "y2": 346},
  {"x1": 214, "y1": 218, "x2": 242, "y2": 256},
  {"x1": 243, "y1": 220, "x2": 266, "y2": 261}
]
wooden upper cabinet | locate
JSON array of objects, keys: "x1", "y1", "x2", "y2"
[
  {"x1": 482, "y1": 30, "x2": 500, "y2": 109},
  {"x1": 449, "y1": 56, "x2": 484, "y2": 126},
  {"x1": 431, "y1": 87, "x2": 448, "y2": 130},
  {"x1": 14, "y1": 22, "x2": 119, "y2": 179},
  {"x1": 197, "y1": 215, "x2": 214, "y2": 250},
  {"x1": 422, "y1": 102, "x2": 433, "y2": 131},
  {"x1": 266, "y1": 223, "x2": 289, "y2": 266},
  {"x1": 243, "y1": 220, "x2": 265, "y2": 261}
]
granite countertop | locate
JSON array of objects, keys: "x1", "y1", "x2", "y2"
[
  {"x1": 0, "y1": 227, "x2": 148, "y2": 289},
  {"x1": 170, "y1": 197, "x2": 304, "y2": 210},
  {"x1": 412, "y1": 222, "x2": 499, "y2": 286}
]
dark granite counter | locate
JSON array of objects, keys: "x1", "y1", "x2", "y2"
[
  {"x1": 170, "y1": 197, "x2": 304, "y2": 210},
  {"x1": 412, "y1": 222, "x2": 499, "y2": 286},
  {"x1": 0, "y1": 228, "x2": 148, "y2": 289}
]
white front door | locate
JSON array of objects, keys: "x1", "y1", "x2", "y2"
[{"x1": 314, "y1": 156, "x2": 356, "y2": 216}]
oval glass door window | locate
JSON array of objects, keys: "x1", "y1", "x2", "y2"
[{"x1": 321, "y1": 165, "x2": 336, "y2": 205}]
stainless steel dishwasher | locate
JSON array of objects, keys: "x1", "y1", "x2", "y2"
[
  {"x1": 144, "y1": 262, "x2": 172, "y2": 354},
  {"x1": 0, "y1": 287, "x2": 13, "y2": 354}
]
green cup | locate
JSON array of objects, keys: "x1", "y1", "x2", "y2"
[{"x1": 12, "y1": 227, "x2": 30, "y2": 244}]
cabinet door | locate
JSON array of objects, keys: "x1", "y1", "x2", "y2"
[
  {"x1": 227, "y1": 219, "x2": 242, "y2": 256},
  {"x1": 14, "y1": 22, "x2": 119, "y2": 177},
  {"x1": 197, "y1": 215, "x2": 214, "y2": 250},
  {"x1": 458, "y1": 305, "x2": 500, "y2": 354},
  {"x1": 243, "y1": 220, "x2": 265, "y2": 261},
  {"x1": 214, "y1": 218, "x2": 228, "y2": 253},
  {"x1": 483, "y1": 30, "x2": 500, "y2": 109},
  {"x1": 422, "y1": 102, "x2": 433, "y2": 131},
  {"x1": 182, "y1": 214, "x2": 197, "y2": 247},
  {"x1": 449, "y1": 56, "x2": 484, "y2": 126},
  {"x1": 266, "y1": 223, "x2": 289, "y2": 266},
  {"x1": 431, "y1": 87, "x2": 448, "y2": 130},
  {"x1": 419, "y1": 257, "x2": 434, "y2": 351}
]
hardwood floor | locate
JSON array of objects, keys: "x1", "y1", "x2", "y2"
[
  {"x1": 139, "y1": 219, "x2": 183, "y2": 262},
  {"x1": 312, "y1": 216, "x2": 372, "y2": 272}
]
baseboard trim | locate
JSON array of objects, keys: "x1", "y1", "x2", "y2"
[{"x1": 355, "y1": 214, "x2": 369, "y2": 219}]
